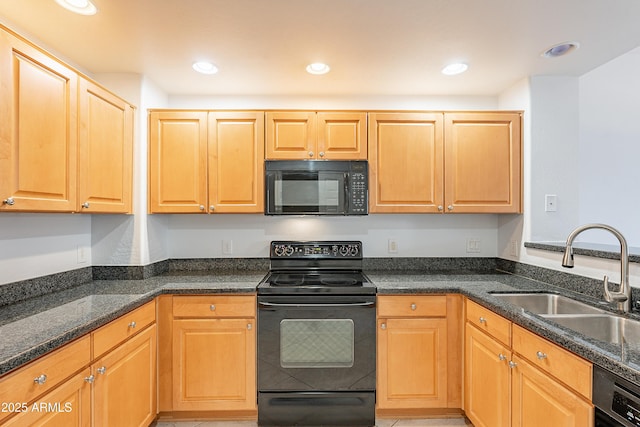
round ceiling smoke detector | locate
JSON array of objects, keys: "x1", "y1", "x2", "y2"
[
  {"x1": 306, "y1": 63, "x2": 331, "y2": 75},
  {"x1": 543, "y1": 42, "x2": 580, "y2": 58}
]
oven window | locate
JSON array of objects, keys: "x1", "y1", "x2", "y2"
[{"x1": 280, "y1": 319, "x2": 354, "y2": 368}]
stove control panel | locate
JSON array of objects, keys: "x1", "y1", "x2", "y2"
[{"x1": 271, "y1": 241, "x2": 362, "y2": 259}]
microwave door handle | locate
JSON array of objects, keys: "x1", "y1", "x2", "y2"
[{"x1": 344, "y1": 172, "x2": 350, "y2": 210}]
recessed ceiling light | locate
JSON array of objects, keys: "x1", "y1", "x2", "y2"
[
  {"x1": 54, "y1": 0, "x2": 97, "y2": 15},
  {"x1": 542, "y1": 42, "x2": 580, "y2": 58},
  {"x1": 306, "y1": 63, "x2": 330, "y2": 75},
  {"x1": 441, "y1": 63, "x2": 468, "y2": 76},
  {"x1": 192, "y1": 61, "x2": 219, "y2": 75}
]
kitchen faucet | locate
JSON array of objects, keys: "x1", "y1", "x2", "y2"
[{"x1": 561, "y1": 223, "x2": 631, "y2": 312}]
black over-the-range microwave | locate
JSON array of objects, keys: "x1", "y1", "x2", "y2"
[{"x1": 264, "y1": 160, "x2": 368, "y2": 215}]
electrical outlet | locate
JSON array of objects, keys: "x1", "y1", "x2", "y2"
[
  {"x1": 509, "y1": 240, "x2": 519, "y2": 257},
  {"x1": 77, "y1": 245, "x2": 88, "y2": 264},
  {"x1": 466, "y1": 238, "x2": 481, "y2": 253},
  {"x1": 388, "y1": 238, "x2": 398, "y2": 254},
  {"x1": 545, "y1": 194, "x2": 557, "y2": 212},
  {"x1": 222, "y1": 240, "x2": 233, "y2": 255}
]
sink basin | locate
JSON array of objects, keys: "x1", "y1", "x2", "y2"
[
  {"x1": 491, "y1": 293, "x2": 607, "y2": 315},
  {"x1": 541, "y1": 314, "x2": 640, "y2": 345}
]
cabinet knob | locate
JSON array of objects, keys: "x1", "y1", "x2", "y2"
[
  {"x1": 199, "y1": 205, "x2": 205, "y2": 211},
  {"x1": 81, "y1": 202, "x2": 90, "y2": 209},
  {"x1": 536, "y1": 351, "x2": 547, "y2": 360},
  {"x1": 437, "y1": 205, "x2": 443, "y2": 212},
  {"x1": 209, "y1": 205, "x2": 215, "y2": 211},
  {"x1": 84, "y1": 375, "x2": 95, "y2": 384},
  {"x1": 210, "y1": 304, "x2": 216, "y2": 311},
  {"x1": 498, "y1": 353, "x2": 507, "y2": 361},
  {"x1": 479, "y1": 317, "x2": 487, "y2": 324},
  {"x1": 319, "y1": 151, "x2": 325, "y2": 157},
  {"x1": 447, "y1": 205, "x2": 454, "y2": 211},
  {"x1": 410, "y1": 303, "x2": 417, "y2": 311},
  {"x1": 33, "y1": 374, "x2": 47, "y2": 385},
  {"x1": 380, "y1": 323, "x2": 387, "y2": 330},
  {"x1": 128, "y1": 321, "x2": 137, "y2": 328},
  {"x1": 308, "y1": 151, "x2": 314, "y2": 157},
  {"x1": 508, "y1": 361, "x2": 518, "y2": 369},
  {"x1": 2, "y1": 197, "x2": 15, "y2": 206},
  {"x1": 247, "y1": 323, "x2": 252, "y2": 330},
  {"x1": 97, "y1": 366, "x2": 106, "y2": 375}
]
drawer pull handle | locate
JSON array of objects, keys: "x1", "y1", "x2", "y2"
[
  {"x1": 479, "y1": 317, "x2": 487, "y2": 324},
  {"x1": 536, "y1": 351, "x2": 548, "y2": 360},
  {"x1": 128, "y1": 321, "x2": 137, "y2": 328},
  {"x1": 33, "y1": 374, "x2": 47, "y2": 385},
  {"x1": 84, "y1": 375, "x2": 95, "y2": 384},
  {"x1": 97, "y1": 366, "x2": 107, "y2": 375},
  {"x1": 410, "y1": 303, "x2": 417, "y2": 311},
  {"x1": 498, "y1": 353, "x2": 507, "y2": 361},
  {"x1": 210, "y1": 304, "x2": 216, "y2": 311},
  {"x1": 508, "y1": 361, "x2": 518, "y2": 369}
]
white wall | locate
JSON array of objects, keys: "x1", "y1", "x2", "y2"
[{"x1": 579, "y1": 47, "x2": 640, "y2": 246}]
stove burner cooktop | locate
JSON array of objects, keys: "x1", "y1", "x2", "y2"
[{"x1": 257, "y1": 241, "x2": 376, "y2": 295}]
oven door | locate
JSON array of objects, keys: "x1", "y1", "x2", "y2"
[
  {"x1": 265, "y1": 169, "x2": 348, "y2": 215},
  {"x1": 257, "y1": 295, "x2": 376, "y2": 391}
]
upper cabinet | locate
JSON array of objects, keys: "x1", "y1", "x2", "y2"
[
  {"x1": 369, "y1": 111, "x2": 522, "y2": 214},
  {"x1": 368, "y1": 113, "x2": 444, "y2": 213},
  {"x1": 0, "y1": 26, "x2": 134, "y2": 214},
  {"x1": 444, "y1": 112, "x2": 522, "y2": 213},
  {"x1": 148, "y1": 110, "x2": 264, "y2": 214},
  {"x1": 266, "y1": 111, "x2": 367, "y2": 159},
  {"x1": 0, "y1": 29, "x2": 78, "y2": 212},
  {"x1": 78, "y1": 78, "x2": 134, "y2": 213}
]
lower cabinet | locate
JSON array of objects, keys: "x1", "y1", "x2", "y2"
[
  {"x1": 464, "y1": 299, "x2": 594, "y2": 427},
  {"x1": 93, "y1": 324, "x2": 157, "y2": 427},
  {"x1": 376, "y1": 295, "x2": 462, "y2": 414},
  {"x1": 158, "y1": 294, "x2": 257, "y2": 416}
]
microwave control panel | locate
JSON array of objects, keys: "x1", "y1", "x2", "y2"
[{"x1": 349, "y1": 171, "x2": 368, "y2": 214}]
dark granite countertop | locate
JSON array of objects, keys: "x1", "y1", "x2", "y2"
[{"x1": 2, "y1": 268, "x2": 640, "y2": 391}]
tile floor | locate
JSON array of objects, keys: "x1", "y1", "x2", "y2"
[{"x1": 156, "y1": 418, "x2": 474, "y2": 427}]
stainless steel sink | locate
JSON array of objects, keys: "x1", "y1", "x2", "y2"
[
  {"x1": 541, "y1": 314, "x2": 640, "y2": 345},
  {"x1": 491, "y1": 292, "x2": 607, "y2": 315}
]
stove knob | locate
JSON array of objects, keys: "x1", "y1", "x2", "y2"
[
  {"x1": 339, "y1": 245, "x2": 349, "y2": 256},
  {"x1": 350, "y1": 246, "x2": 359, "y2": 256},
  {"x1": 274, "y1": 245, "x2": 285, "y2": 256},
  {"x1": 284, "y1": 245, "x2": 294, "y2": 256}
]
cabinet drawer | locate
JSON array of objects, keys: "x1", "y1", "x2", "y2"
[
  {"x1": 92, "y1": 300, "x2": 156, "y2": 358},
  {"x1": 173, "y1": 295, "x2": 256, "y2": 318},
  {"x1": 377, "y1": 295, "x2": 447, "y2": 317},
  {"x1": 0, "y1": 335, "x2": 91, "y2": 423},
  {"x1": 466, "y1": 299, "x2": 511, "y2": 346},
  {"x1": 512, "y1": 324, "x2": 592, "y2": 399}
]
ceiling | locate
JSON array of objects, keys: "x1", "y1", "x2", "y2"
[{"x1": 0, "y1": 0, "x2": 639, "y2": 97}]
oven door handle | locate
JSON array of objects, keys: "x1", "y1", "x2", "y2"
[{"x1": 258, "y1": 301, "x2": 375, "y2": 308}]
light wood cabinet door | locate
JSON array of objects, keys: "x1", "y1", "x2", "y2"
[
  {"x1": 265, "y1": 111, "x2": 317, "y2": 159},
  {"x1": 148, "y1": 111, "x2": 208, "y2": 213},
  {"x1": 208, "y1": 112, "x2": 264, "y2": 213},
  {"x1": 317, "y1": 112, "x2": 367, "y2": 159},
  {"x1": 0, "y1": 31, "x2": 78, "y2": 212},
  {"x1": 78, "y1": 78, "x2": 133, "y2": 213},
  {"x1": 464, "y1": 323, "x2": 511, "y2": 427},
  {"x1": 511, "y1": 355, "x2": 593, "y2": 427},
  {"x1": 368, "y1": 113, "x2": 444, "y2": 213},
  {"x1": 172, "y1": 318, "x2": 256, "y2": 411},
  {"x1": 444, "y1": 112, "x2": 522, "y2": 213},
  {"x1": 1, "y1": 369, "x2": 92, "y2": 427},
  {"x1": 93, "y1": 324, "x2": 157, "y2": 427},
  {"x1": 377, "y1": 317, "x2": 448, "y2": 409}
]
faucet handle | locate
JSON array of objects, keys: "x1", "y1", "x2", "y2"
[{"x1": 603, "y1": 275, "x2": 628, "y2": 303}]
